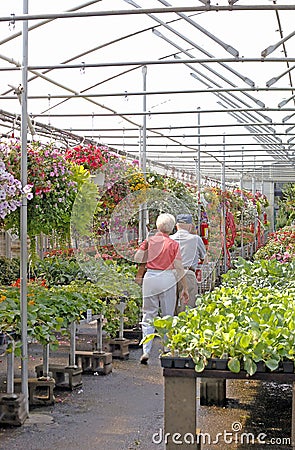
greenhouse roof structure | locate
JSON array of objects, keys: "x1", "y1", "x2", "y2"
[{"x1": 1, "y1": 0, "x2": 295, "y2": 184}]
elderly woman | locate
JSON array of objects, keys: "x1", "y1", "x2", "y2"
[{"x1": 135, "y1": 213, "x2": 189, "y2": 364}]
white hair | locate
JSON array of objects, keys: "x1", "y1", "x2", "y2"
[
  {"x1": 177, "y1": 222, "x2": 192, "y2": 232},
  {"x1": 156, "y1": 213, "x2": 175, "y2": 234}
]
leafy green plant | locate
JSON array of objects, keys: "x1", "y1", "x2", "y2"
[
  {"x1": 0, "y1": 257, "x2": 20, "y2": 285},
  {"x1": 31, "y1": 255, "x2": 87, "y2": 286},
  {"x1": 148, "y1": 257, "x2": 295, "y2": 376},
  {"x1": 276, "y1": 184, "x2": 295, "y2": 228}
]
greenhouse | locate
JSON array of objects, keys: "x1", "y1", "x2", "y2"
[{"x1": 0, "y1": 1, "x2": 295, "y2": 449}]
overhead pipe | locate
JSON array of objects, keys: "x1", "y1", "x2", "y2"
[
  {"x1": 3, "y1": 85, "x2": 295, "y2": 100},
  {"x1": 4, "y1": 57, "x2": 295, "y2": 72},
  {"x1": 217, "y1": 103, "x2": 287, "y2": 153},
  {"x1": 29, "y1": 107, "x2": 295, "y2": 117},
  {"x1": 156, "y1": 0, "x2": 239, "y2": 57},
  {"x1": 66, "y1": 122, "x2": 295, "y2": 132},
  {"x1": 189, "y1": 71, "x2": 268, "y2": 123},
  {"x1": 262, "y1": 29, "x2": 295, "y2": 58},
  {"x1": 0, "y1": 0, "x2": 102, "y2": 46},
  {"x1": 0, "y1": 4, "x2": 294, "y2": 23},
  {"x1": 107, "y1": 141, "x2": 295, "y2": 147},
  {"x1": 82, "y1": 133, "x2": 295, "y2": 140},
  {"x1": 152, "y1": 27, "x2": 254, "y2": 87}
]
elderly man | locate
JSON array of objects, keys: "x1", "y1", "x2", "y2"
[{"x1": 171, "y1": 213, "x2": 207, "y2": 313}]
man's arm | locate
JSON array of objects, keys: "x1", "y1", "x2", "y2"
[
  {"x1": 197, "y1": 236, "x2": 207, "y2": 263},
  {"x1": 174, "y1": 259, "x2": 189, "y2": 305}
]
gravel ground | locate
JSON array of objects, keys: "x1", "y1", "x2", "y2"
[{"x1": 0, "y1": 338, "x2": 293, "y2": 450}]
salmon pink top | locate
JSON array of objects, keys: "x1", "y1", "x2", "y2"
[{"x1": 139, "y1": 232, "x2": 182, "y2": 270}]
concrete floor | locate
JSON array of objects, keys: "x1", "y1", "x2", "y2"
[{"x1": 0, "y1": 338, "x2": 293, "y2": 450}]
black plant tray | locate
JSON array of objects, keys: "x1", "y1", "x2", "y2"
[
  {"x1": 160, "y1": 356, "x2": 228, "y2": 370},
  {"x1": 160, "y1": 356, "x2": 195, "y2": 369},
  {"x1": 282, "y1": 360, "x2": 294, "y2": 373},
  {"x1": 160, "y1": 356, "x2": 295, "y2": 374},
  {"x1": 206, "y1": 358, "x2": 228, "y2": 370}
]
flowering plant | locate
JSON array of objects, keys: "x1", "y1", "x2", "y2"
[
  {"x1": 163, "y1": 177, "x2": 198, "y2": 222},
  {"x1": 254, "y1": 226, "x2": 295, "y2": 262},
  {"x1": 0, "y1": 160, "x2": 21, "y2": 220},
  {"x1": 276, "y1": 183, "x2": 295, "y2": 228},
  {"x1": 0, "y1": 159, "x2": 33, "y2": 223},
  {"x1": 92, "y1": 157, "x2": 145, "y2": 236},
  {"x1": 1, "y1": 139, "x2": 86, "y2": 246},
  {"x1": 255, "y1": 191, "x2": 269, "y2": 212},
  {"x1": 65, "y1": 143, "x2": 109, "y2": 172}
]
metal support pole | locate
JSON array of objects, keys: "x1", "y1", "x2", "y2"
[
  {"x1": 116, "y1": 299, "x2": 126, "y2": 340},
  {"x1": 96, "y1": 314, "x2": 104, "y2": 354},
  {"x1": 240, "y1": 148, "x2": 244, "y2": 258},
  {"x1": 142, "y1": 66, "x2": 147, "y2": 178},
  {"x1": 221, "y1": 136, "x2": 227, "y2": 273},
  {"x1": 119, "y1": 309, "x2": 125, "y2": 340},
  {"x1": 42, "y1": 344, "x2": 50, "y2": 378},
  {"x1": 197, "y1": 109, "x2": 201, "y2": 235},
  {"x1": 139, "y1": 66, "x2": 147, "y2": 242},
  {"x1": 6, "y1": 339, "x2": 15, "y2": 395},
  {"x1": 68, "y1": 321, "x2": 76, "y2": 367},
  {"x1": 252, "y1": 175, "x2": 258, "y2": 253},
  {"x1": 20, "y1": 0, "x2": 29, "y2": 416}
]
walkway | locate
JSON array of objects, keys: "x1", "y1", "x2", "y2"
[{"x1": 0, "y1": 338, "x2": 293, "y2": 450}]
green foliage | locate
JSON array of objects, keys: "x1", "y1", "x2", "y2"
[
  {"x1": 71, "y1": 177, "x2": 103, "y2": 238},
  {"x1": 164, "y1": 177, "x2": 198, "y2": 223},
  {"x1": 0, "y1": 283, "x2": 69, "y2": 348},
  {"x1": 276, "y1": 184, "x2": 295, "y2": 228},
  {"x1": 222, "y1": 256, "x2": 295, "y2": 290},
  {"x1": 0, "y1": 257, "x2": 20, "y2": 285},
  {"x1": 32, "y1": 255, "x2": 87, "y2": 287},
  {"x1": 152, "y1": 257, "x2": 295, "y2": 376},
  {"x1": 0, "y1": 256, "x2": 142, "y2": 347}
]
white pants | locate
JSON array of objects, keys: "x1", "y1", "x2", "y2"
[{"x1": 141, "y1": 269, "x2": 177, "y2": 355}]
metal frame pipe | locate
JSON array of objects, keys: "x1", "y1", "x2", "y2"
[
  {"x1": 6, "y1": 339, "x2": 15, "y2": 395},
  {"x1": 156, "y1": 0, "x2": 239, "y2": 57},
  {"x1": 29, "y1": 107, "x2": 295, "y2": 117},
  {"x1": 0, "y1": 4, "x2": 294, "y2": 23},
  {"x1": 70, "y1": 132, "x2": 295, "y2": 138},
  {"x1": 43, "y1": 344, "x2": 50, "y2": 378},
  {"x1": 3, "y1": 85, "x2": 295, "y2": 100},
  {"x1": 69, "y1": 321, "x2": 76, "y2": 367},
  {"x1": 4, "y1": 57, "x2": 295, "y2": 72},
  {"x1": 221, "y1": 136, "x2": 227, "y2": 273},
  {"x1": 65, "y1": 123, "x2": 295, "y2": 131},
  {"x1": 20, "y1": 0, "x2": 29, "y2": 416},
  {"x1": 96, "y1": 315, "x2": 103, "y2": 354}
]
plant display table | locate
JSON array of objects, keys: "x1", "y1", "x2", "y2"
[
  {"x1": 35, "y1": 364, "x2": 82, "y2": 390},
  {"x1": 0, "y1": 393, "x2": 27, "y2": 426},
  {"x1": 13, "y1": 377, "x2": 55, "y2": 407},
  {"x1": 162, "y1": 363, "x2": 295, "y2": 450},
  {"x1": 74, "y1": 350, "x2": 113, "y2": 375}
]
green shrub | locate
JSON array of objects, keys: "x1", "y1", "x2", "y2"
[{"x1": 0, "y1": 257, "x2": 20, "y2": 285}]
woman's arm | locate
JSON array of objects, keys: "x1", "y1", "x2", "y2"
[{"x1": 134, "y1": 240, "x2": 148, "y2": 264}]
